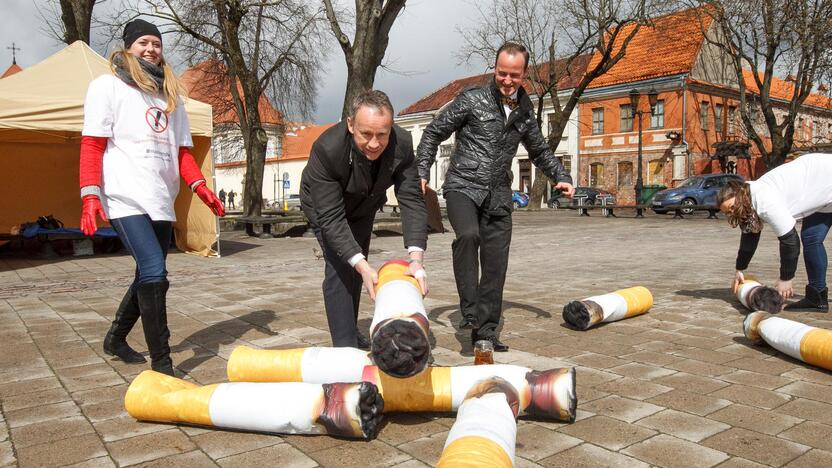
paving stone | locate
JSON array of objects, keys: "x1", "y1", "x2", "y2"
[
  {"x1": 10, "y1": 415, "x2": 95, "y2": 449},
  {"x1": 778, "y1": 421, "x2": 832, "y2": 452},
  {"x1": 606, "y1": 362, "x2": 677, "y2": 380},
  {"x1": 581, "y1": 395, "x2": 664, "y2": 423},
  {"x1": 623, "y1": 434, "x2": 729, "y2": 468},
  {"x1": 106, "y1": 428, "x2": 197, "y2": 466},
  {"x1": 593, "y1": 377, "x2": 672, "y2": 400},
  {"x1": 559, "y1": 415, "x2": 656, "y2": 451},
  {"x1": 217, "y1": 442, "x2": 318, "y2": 467},
  {"x1": 702, "y1": 428, "x2": 810, "y2": 466},
  {"x1": 395, "y1": 432, "x2": 448, "y2": 466},
  {"x1": 635, "y1": 409, "x2": 730, "y2": 442},
  {"x1": 785, "y1": 449, "x2": 832, "y2": 467},
  {"x1": 1, "y1": 387, "x2": 71, "y2": 412},
  {"x1": 654, "y1": 372, "x2": 730, "y2": 394},
  {"x1": 665, "y1": 359, "x2": 735, "y2": 378},
  {"x1": 15, "y1": 433, "x2": 107, "y2": 467},
  {"x1": 64, "y1": 456, "x2": 117, "y2": 467},
  {"x1": 515, "y1": 423, "x2": 582, "y2": 461},
  {"x1": 133, "y1": 450, "x2": 215, "y2": 467},
  {"x1": 713, "y1": 458, "x2": 767, "y2": 468},
  {"x1": 779, "y1": 367, "x2": 832, "y2": 386},
  {"x1": 708, "y1": 404, "x2": 803, "y2": 436},
  {"x1": 775, "y1": 398, "x2": 832, "y2": 426},
  {"x1": 720, "y1": 370, "x2": 792, "y2": 390},
  {"x1": 93, "y1": 414, "x2": 171, "y2": 442},
  {"x1": 538, "y1": 443, "x2": 649, "y2": 468},
  {"x1": 0, "y1": 441, "x2": 15, "y2": 466},
  {"x1": 309, "y1": 440, "x2": 410, "y2": 467},
  {"x1": 646, "y1": 389, "x2": 732, "y2": 416},
  {"x1": 728, "y1": 357, "x2": 799, "y2": 376},
  {"x1": 5, "y1": 400, "x2": 82, "y2": 428},
  {"x1": 376, "y1": 414, "x2": 449, "y2": 447},
  {"x1": 191, "y1": 429, "x2": 282, "y2": 460},
  {"x1": 777, "y1": 380, "x2": 832, "y2": 404}
]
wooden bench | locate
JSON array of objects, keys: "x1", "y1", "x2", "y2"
[{"x1": 235, "y1": 215, "x2": 308, "y2": 239}]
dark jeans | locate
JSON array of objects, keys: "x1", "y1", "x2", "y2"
[
  {"x1": 314, "y1": 216, "x2": 375, "y2": 347},
  {"x1": 445, "y1": 191, "x2": 512, "y2": 338},
  {"x1": 801, "y1": 211, "x2": 832, "y2": 289},
  {"x1": 110, "y1": 215, "x2": 172, "y2": 284}
]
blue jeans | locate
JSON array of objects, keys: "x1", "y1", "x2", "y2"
[
  {"x1": 800, "y1": 211, "x2": 832, "y2": 290},
  {"x1": 110, "y1": 215, "x2": 172, "y2": 284}
]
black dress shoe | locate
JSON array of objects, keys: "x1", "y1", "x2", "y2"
[
  {"x1": 471, "y1": 331, "x2": 509, "y2": 352},
  {"x1": 356, "y1": 333, "x2": 371, "y2": 350},
  {"x1": 458, "y1": 315, "x2": 478, "y2": 330}
]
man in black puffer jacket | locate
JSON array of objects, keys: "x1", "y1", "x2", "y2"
[{"x1": 416, "y1": 42, "x2": 574, "y2": 351}]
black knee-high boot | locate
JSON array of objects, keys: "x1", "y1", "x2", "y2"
[
  {"x1": 103, "y1": 286, "x2": 146, "y2": 363},
  {"x1": 137, "y1": 280, "x2": 175, "y2": 376},
  {"x1": 784, "y1": 285, "x2": 829, "y2": 312}
]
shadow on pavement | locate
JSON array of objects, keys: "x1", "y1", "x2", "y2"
[{"x1": 175, "y1": 309, "x2": 277, "y2": 373}]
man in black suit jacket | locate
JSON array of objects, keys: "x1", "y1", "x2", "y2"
[{"x1": 301, "y1": 90, "x2": 428, "y2": 348}]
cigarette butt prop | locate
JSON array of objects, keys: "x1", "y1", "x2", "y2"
[
  {"x1": 125, "y1": 370, "x2": 384, "y2": 439},
  {"x1": 563, "y1": 286, "x2": 653, "y2": 330}
]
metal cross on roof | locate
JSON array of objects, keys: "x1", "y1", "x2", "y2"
[{"x1": 7, "y1": 42, "x2": 20, "y2": 65}]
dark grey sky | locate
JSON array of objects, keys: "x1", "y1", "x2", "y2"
[{"x1": 1, "y1": 0, "x2": 487, "y2": 124}]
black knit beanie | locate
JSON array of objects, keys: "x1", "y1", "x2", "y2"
[{"x1": 123, "y1": 19, "x2": 162, "y2": 48}]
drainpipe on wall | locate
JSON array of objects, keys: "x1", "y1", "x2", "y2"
[{"x1": 681, "y1": 74, "x2": 691, "y2": 178}]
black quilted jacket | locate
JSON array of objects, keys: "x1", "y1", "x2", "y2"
[{"x1": 416, "y1": 80, "x2": 572, "y2": 215}]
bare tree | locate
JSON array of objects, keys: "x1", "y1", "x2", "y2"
[
  {"x1": 121, "y1": 0, "x2": 329, "y2": 217},
  {"x1": 322, "y1": 0, "x2": 407, "y2": 119},
  {"x1": 695, "y1": 0, "x2": 832, "y2": 168},
  {"x1": 37, "y1": 0, "x2": 99, "y2": 45},
  {"x1": 459, "y1": 0, "x2": 672, "y2": 208}
]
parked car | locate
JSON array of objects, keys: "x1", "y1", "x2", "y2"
[
  {"x1": 651, "y1": 173, "x2": 744, "y2": 214},
  {"x1": 512, "y1": 191, "x2": 530, "y2": 208},
  {"x1": 269, "y1": 194, "x2": 302, "y2": 211},
  {"x1": 547, "y1": 187, "x2": 615, "y2": 209}
]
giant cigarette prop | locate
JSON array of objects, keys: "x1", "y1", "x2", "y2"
[
  {"x1": 735, "y1": 277, "x2": 784, "y2": 313},
  {"x1": 437, "y1": 378, "x2": 519, "y2": 468},
  {"x1": 743, "y1": 312, "x2": 832, "y2": 371},
  {"x1": 563, "y1": 286, "x2": 653, "y2": 330},
  {"x1": 124, "y1": 370, "x2": 384, "y2": 439},
  {"x1": 370, "y1": 259, "x2": 430, "y2": 378},
  {"x1": 227, "y1": 347, "x2": 576, "y2": 422}
]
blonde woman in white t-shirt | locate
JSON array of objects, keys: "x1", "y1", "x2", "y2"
[
  {"x1": 718, "y1": 153, "x2": 832, "y2": 312},
  {"x1": 79, "y1": 19, "x2": 225, "y2": 376}
]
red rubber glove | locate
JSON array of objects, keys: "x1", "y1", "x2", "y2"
[
  {"x1": 81, "y1": 195, "x2": 107, "y2": 236},
  {"x1": 195, "y1": 183, "x2": 226, "y2": 217}
]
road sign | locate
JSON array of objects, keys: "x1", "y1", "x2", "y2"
[
  {"x1": 283, "y1": 180, "x2": 290, "y2": 189},
  {"x1": 283, "y1": 172, "x2": 290, "y2": 181}
]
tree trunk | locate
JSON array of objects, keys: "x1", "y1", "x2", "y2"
[
  {"x1": 59, "y1": 0, "x2": 95, "y2": 44},
  {"x1": 529, "y1": 168, "x2": 549, "y2": 209},
  {"x1": 341, "y1": 58, "x2": 377, "y2": 119}
]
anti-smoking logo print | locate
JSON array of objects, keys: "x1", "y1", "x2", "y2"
[{"x1": 145, "y1": 106, "x2": 169, "y2": 133}]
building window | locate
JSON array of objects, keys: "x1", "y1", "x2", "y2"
[
  {"x1": 828, "y1": 122, "x2": 832, "y2": 141},
  {"x1": 620, "y1": 104, "x2": 633, "y2": 132},
  {"x1": 650, "y1": 100, "x2": 665, "y2": 128},
  {"x1": 701, "y1": 101, "x2": 710, "y2": 130},
  {"x1": 547, "y1": 113, "x2": 560, "y2": 137},
  {"x1": 617, "y1": 161, "x2": 633, "y2": 186},
  {"x1": 797, "y1": 117, "x2": 804, "y2": 142},
  {"x1": 728, "y1": 106, "x2": 738, "y2": 135},
  {"x1": 557, "y1": 155, "x2": 572, "y2": 175},
  {"x1": 592, "y1": 108, "x2": 604, "y2": 135},
  {"x1": 715, "y1": 104, "x2": 723, "y2": 133},
  {"x1": 648, "y1": 160, "x2": 665, "y2": 185},
  {"x1": 813, "y1": 121, "x2": 821, "y2": 142},
  {"x1": 590, "y1": 163, "x2": 605, "y2": 187}
]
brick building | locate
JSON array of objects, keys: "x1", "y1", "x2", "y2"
[{"x1": 578, "y1": 8, "x2": 832, "y2": 204}]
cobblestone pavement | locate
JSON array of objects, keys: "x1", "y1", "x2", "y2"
[{"x1": 2, "y1": 210, "x2": 832, "y2": 467}]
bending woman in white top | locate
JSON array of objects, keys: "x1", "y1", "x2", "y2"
[
  {"x1": 717, "y1": 153, "x2": 832, "y2": 312},
  {"x1": 79, "y1": 19, "x2": 225, "y2": 375}
]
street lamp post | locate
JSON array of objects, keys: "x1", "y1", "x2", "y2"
[{"x1": 628, "y1": 88, "x2": 659, "y2": 218}]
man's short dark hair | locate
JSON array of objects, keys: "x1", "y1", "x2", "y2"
[
  {"x1": 349, "y1": 89, "x2": 394, "y2": 119},
  {"x1": 495, "y1": 42, "x2": 530, "y2": 69}
]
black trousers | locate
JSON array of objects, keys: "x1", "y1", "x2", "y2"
[
  {"x1": 315, "y1": 216, "x2": 374, "y2": 347},
  {"x1": 445, "y1": 191, "x2": 512, "y2": 338}
]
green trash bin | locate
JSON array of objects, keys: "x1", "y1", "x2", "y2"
[{"x1": 639, "y1": 184, "x2": 667, "y2": 205}]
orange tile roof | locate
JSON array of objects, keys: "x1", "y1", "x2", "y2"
[
  {"x1": 282, "y1": 123, "x2": 336, "y2": 160},
  {"x1": 398, "y1": 54, "x2": 591, "y2": 116},
  {"x1": 1, "y1": 63, "x2": 22, "y2": 79},
  {"x1": 741, "y1": 70, "x2": 832, "y2": 110},
  {"x1": 587, "y1": 8, "x2": 712, "y2": 89},
  {"x1": 180, "y1": 59, "x2": 283, "y2": 126}
]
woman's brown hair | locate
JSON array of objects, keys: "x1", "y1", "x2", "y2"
[
  {"x1": 717, "y1": 180, "x2": 762, "y2": 233},
  {"x1": 108, "y1": 49, "x2": 181, "y2": 113}
]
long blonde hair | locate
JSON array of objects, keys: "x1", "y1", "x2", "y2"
[
  {"x1": 717, "y1": 180, "x2": 762, "y2": 233},
  {"x1": 109, "y1": 49, "x2": 181, "y2": 113}
]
